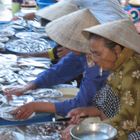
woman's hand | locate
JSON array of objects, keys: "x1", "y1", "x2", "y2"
[
  {"x1": 3, "y1": 86, "x2": 26, "y2": 100},
  {"x1": 11, "y1": 102, "x2": 36, "y2": 120},
  {"x1": 3, "y1": 83, "x2": 35, "y2": 100},
  {"x1": 57, "y1": 47, "x2": 70, "y2": 58},
  {"x1": 61, "y1": 125, "x2": 75, "y2": 140},
  {"x1": 11, "y1": 102, "x2": 56, "y2": 120},
  {"x1": 67, "y1": 107, "x2": 104, "y2": 124},
  {"x1": 23, "y1": 13, "x2": 35, "y2": 20},
  {"x1": 67, "y1": 108, "x2": 88, "y2": 124}
]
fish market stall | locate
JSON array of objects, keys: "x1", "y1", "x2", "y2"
[
  {"x1": 0, "y1": 3, "x2": 79, "y2": 140},
  {"x1": 0, "y1": 53, "x2": 77, "y2": 139}
]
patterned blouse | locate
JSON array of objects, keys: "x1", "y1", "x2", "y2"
[{"x1": 104, "y1": 49, "x2": 140, "y2": 140}]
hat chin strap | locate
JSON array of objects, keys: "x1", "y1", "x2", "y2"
[{"x1": 111, "y1": 48, "x2": 134, "y2": 71}]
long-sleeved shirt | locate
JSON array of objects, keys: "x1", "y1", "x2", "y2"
[
  {"x1": 33, "y1": 52, "x2": 109, "y2": 116},
  {"x1": 33, "y1": 52, "x2": 85, "y2": 88},
  {"x1": 71, "y1": 0, "x2": 128, "y2": 23},
  {"x1": 55, "y1": 64, "x2": 109, "y2": 116}
]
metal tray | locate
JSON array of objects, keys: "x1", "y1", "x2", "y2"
[
  {"x1": 11, "y1": 25, "x2": 25, "y2": 30},
  {"x1": 31, "y1": 89, "x2": 63, "y2": 99},
  {"x1": 5, "y1": 38, "x2": 51, "y2": 54},
  {"x1": 15, "y1": 32, "x2": 45, "y2": 39},
  {"x1": 0, "y1": 29, "x2": 15, "y2": 37}
]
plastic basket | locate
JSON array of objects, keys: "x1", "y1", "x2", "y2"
[{"x1": 36, "y1": 0, "x2": 56, "y2": 9}]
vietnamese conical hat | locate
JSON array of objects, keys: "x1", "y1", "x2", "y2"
[
  {"x1": 36, "y1": 0, "x2": 79, "y2": 21},
  {"x1": 129, "y1": 0, "x2": 140, "y2": 6},
  {"x1": 83, "y1": 19, "x2": 140, "y2": 54},
  {"x1": 45, "y1": 9, "x2": 99, "y2": 53}
]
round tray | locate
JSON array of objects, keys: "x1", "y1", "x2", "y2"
[
  {"x1": 32, "y1": 88, "x2": 63, "y2": 99},
  {"x1": 0, "y1": 29, "x2": 15, "y2": 37},
  {"x1": 15, "y1": 32, "x2": 45, "y2": 39},
  {"x1": 5, "y1": 38, "x2": 51, "y2": 54}
]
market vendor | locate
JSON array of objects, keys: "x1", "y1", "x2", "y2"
[
  {"x1": 60, "y1": 19, "x2": 140, "y2": 140},
  {"x1": 22, "y1": 0, "x2": 126, "y2": 23}
]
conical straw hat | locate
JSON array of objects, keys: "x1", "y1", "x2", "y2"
[
  {"x1": 83, "y1": 19, "x2": 140, "y2": 54},
  {"x1": 45, "y1": 9, "x2": 99, "y2": 53},
  {"x1": 129, "y1": 0, "x2": 140, "y2": 6},
  {"x1": 36, "y1": 1, "x2": 79, "y2": 21}
]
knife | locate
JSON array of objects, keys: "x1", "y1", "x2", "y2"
[{"x1": 53, "y1": 115, "x2": 88, "y2": 122}]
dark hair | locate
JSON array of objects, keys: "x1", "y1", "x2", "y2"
[
  {"x1": 90, "y1": 34, "x2": 124, "y2": 50},
  {"x1": 40, "y1": 18, "x2": 50, "y2": 26}
]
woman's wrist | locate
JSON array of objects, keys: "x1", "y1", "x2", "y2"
[
  {"x1": 32, "y1": 102, "x2": 56, "y2": 113},
  {"x1": 100, "y1": 110, "x2": 107, "y2": 120},
  {"x1": 24, "y1": 82, "x2": 36, "y2": 91},
  {"x1": 32, "y1": 102, "x2": 38, "y2": 112},
  {"x1": 87, "y1": 107, "x2": 102, "y2": 117}
]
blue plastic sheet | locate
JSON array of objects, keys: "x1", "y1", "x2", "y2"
[{"x1": 0, "y1": 112, "x2": 54, "y2": 126}]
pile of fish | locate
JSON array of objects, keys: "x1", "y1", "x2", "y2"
[
  {"x1": 26, "y1": 122, "x2": 68, "y2": 140},
  {"x1": 0, "y1": 121, "x2": 68, "y2": 140},
  {"x1": 6, "y1": 38, "x2": 51, "y2": 54},
  {"x1": 0, "y1": 127, "x2": 25, "y2": 140},
  {"x1": 0, "y1": 54, "x2": 50, "y2": 91},
  {"x1": 0, "y1": 29, "x2": 15, "y2": 52},
  {"x1": 0, "y1": 29, "x2": 15, "y2": 38},
  {"x1": 0, "y1": 21, "x2": 49, "y2": 54},
  {"x1": 0, "y1": 106, "x2": 17, "y2": 121},
  {"x1": 0, "y1": 53, "x2": 63, "y2": 102}
]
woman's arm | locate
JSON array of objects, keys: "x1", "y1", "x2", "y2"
[{"x1": 12, "y1": 102, "x2": 56, "y2": 120}]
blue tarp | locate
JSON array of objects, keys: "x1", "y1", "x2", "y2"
[{"x1": 0, "y1": 112, "x2": 54, "y2": 126}]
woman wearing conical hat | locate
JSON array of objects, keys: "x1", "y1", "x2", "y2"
[
  {"x1": 61, "y1": 19, "x2": 140, "y2": 139},
  {"x1": 23, "y1": 0, "x2": 127, "y2": 23},
  {"x1": 71, "y1": 0, "x2": 127, "y2": 22}
]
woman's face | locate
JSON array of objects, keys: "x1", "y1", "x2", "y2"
[{"x1": 87, "y1": 37, "x2": 121, "y2": 70}]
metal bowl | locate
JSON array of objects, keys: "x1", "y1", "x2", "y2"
[{"x1": 70, "y1": 123, "x2": 117, "y2": 140}]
